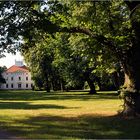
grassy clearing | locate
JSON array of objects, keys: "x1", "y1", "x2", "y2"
[{"x1": 0, "y1": 90, "x2": 139, "y2": 139}]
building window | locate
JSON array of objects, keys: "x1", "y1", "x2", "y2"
[
  {"x1": 11, "y1": 84, "x2": 13, "y2": 88},
  {"x1": 6, "y1": 84, "x2": 8, "y2": 88},
  {"x1": 26, "y1": 84, "x2": 28, "y2": 88},
  {"x1": 26, "y1": 77, "x2": 28, "y2": 81},
  {"x1": 11, "y1": 77, "x2": 13, "y2": 81},
  {"x1": 19, "y1": 77, "x2": 21, "y2": 81},
  {"x1": 18, "y1": 84, "x2": 22, "y2": 88}
]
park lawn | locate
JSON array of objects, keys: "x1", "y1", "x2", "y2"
[{"x1": 0, "y1": 90, "x2": 139, "y2": 139}]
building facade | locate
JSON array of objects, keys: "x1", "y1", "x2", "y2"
[{"x1": 0, "y1": 61, "x2": 34, "y2": 90}]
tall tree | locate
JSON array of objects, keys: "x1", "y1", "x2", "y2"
[
  {"x1": 0, "y1": 66, "x2": 6, "y2": 85},
  {"x1": 22, "y1": 34, "x2": 56, "y2": 92}
]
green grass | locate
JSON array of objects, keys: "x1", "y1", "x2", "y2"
[{"x1": 0, "y1": 90, "x2": 139, "y2": 139}]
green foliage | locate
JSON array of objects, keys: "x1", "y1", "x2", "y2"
[
  {"x1": 22, "y1": 34, "x2": 59, "y2": 91},
  {"x1": 0, "y1": 66, "x2": 6, "y2": 84},
  {"x1": 0, "y1": 1, "x2": 133, "y2": 55},
  {"x1": 0, "y1": 0, "x2": 136, "y2": 91}
]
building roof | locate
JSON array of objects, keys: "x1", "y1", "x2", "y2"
[{"x1": 6, "y1": 65, "x2": 29, "y2": 73}]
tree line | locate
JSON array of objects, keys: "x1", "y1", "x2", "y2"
[{"x1": 22, "y1": 33, "x2": 123, "y2": 94}]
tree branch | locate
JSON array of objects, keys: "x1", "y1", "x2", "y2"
[
  {"x1": 124, "y1": 1, "x2": 140, "y2": 17},
  {"x1": 124, "y1": 1, "x2": 140, "y2": 10},
  {"x1": 59, "y1": 27, "x2": 96, "y2": 37},
  {"x1": 22, "y1": 9, "x2": 122, "y2": 59}
]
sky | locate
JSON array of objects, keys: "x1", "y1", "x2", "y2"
[{"x1": 0, "y1": 51, "x2": 25, "y2": 68}]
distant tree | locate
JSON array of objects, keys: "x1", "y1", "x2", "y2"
[
  {"x1": 22, "y1": 33, "x2": 66, "y2": 92},
  {"x1": 0, "y1": 66, "x2": 6, "y2": 84},
  {"x1": 22, "y1": 39, "x2": 54, "y2": 92},
  {"x1": 52, "y1": 33, "x2": 119, "y2": 94}
]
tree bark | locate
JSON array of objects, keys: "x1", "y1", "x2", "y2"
[
  {"x1": 46, "y1": 83, "x2": 51, "y2": 92},
  {"x1": 44, "y1": 76, "x2": 51, "y2": 92},
  {"x1": 118, "y1": 1, "x2": 140, "y2": 117},
  {"x1": 121, "y1": 49, "x2": 140, "y2": 117},
  {"x1": 83, "y1": 68, "x2": 97, "y2": 95},
  {"x1": 86, "y1": 79, "x2": 96, "y2": 94}
]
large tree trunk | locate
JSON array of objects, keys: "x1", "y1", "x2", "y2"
[
  {"x1": 120, "y1": 1, "x2": 140, "y2": 117},
  {"x1": 121, "y1": 73, "x2": 140, "y2": 117},
  {"x1": 121, "y1": 48, "x2": 140, "y2": 117}
]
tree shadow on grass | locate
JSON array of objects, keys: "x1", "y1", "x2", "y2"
[
  {"x1": 0, "y1": 90, "x2": 119, "y2": 101},
  {"x1": 0, "y1": 102, "x2": 77, "y2": 110},
  {"x1": 1, "y1": 114, "x2": 140, "y2": 139}
]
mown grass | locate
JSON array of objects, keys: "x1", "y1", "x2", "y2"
[{"x1": 0, "y1": 90, "x2": 139, "y2": 139}]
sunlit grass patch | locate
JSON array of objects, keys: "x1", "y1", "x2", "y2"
[{"x1": 0, "y1": 90, "x2": 139, "y2": 139}]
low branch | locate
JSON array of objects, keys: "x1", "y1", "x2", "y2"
[
  {"x1": 59, "y1": 27, "x2": 96, "y2": 37},
  {"x1": 124, "y1": 1, "x2": 140, "y2": 17},
  {"x1": 21, "y1": 9, "x2": 123, "y2": 59},
  {"x1": 124, "y1": 1, "x2": 140, "y2": 11},
  {"x1": 59, "y1": 26, "x2": 124, "y2": 60}
]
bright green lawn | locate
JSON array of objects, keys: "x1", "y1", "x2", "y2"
[{"x1": 0, "y1": 90, "x2": 139, "y2": 139}]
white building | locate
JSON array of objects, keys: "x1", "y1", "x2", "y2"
[{"x1": 1, "y1": 61, "x2": 34, "y2": 90}]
